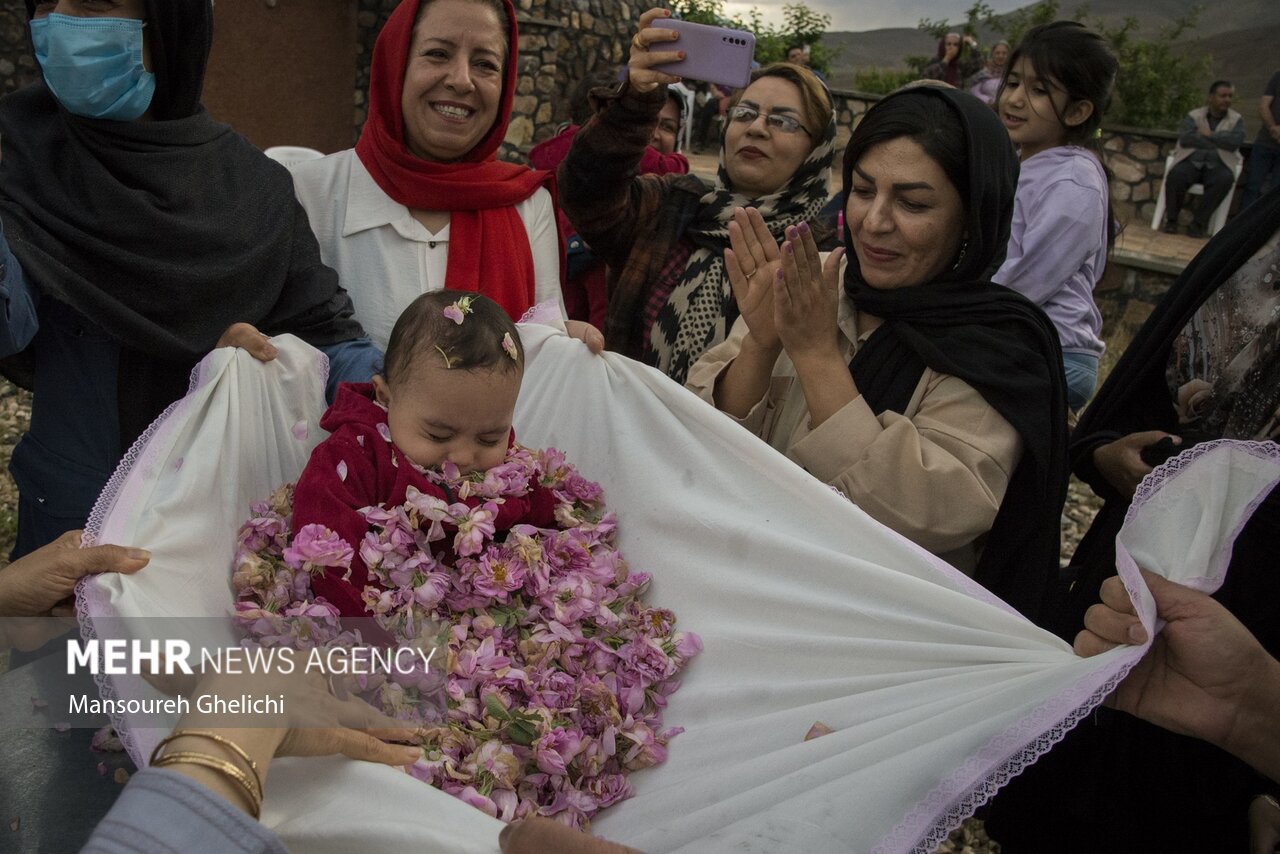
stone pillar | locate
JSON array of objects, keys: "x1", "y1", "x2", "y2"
[{"x1": 0, "y1": 6, "x2": 38, "y2": 98}]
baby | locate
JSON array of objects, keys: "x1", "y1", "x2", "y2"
[{"x1": 291, "y1": 290, "x2": 557, "y2": 617}]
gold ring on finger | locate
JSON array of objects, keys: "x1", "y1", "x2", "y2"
[{"x1": 632, "y1": 34, "x2": 646, "y2": 50}]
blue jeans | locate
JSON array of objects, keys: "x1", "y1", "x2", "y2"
[
  {"x1": 1063, "y1": 351, "x2": 1100, "y2": 411},
  {"x1": 1241, "y1": 143, "x2": 1280, "y2": 212}
]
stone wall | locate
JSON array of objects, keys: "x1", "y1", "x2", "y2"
[
  {"x1": 354, "y1": 0, "x2": 638, "y2": 160},
  {"x1": 0, "y1": 5, "x2": 37, "y2": 99},
  {"x1": 0, "y1": 6, "x2": 1253, "y2": 220},
  {"x1": 826, "y1": 89, "x2": 1259, "y2": 231},
  {"x1": 1100, "y1": 126, "x2": 1174, "y2": 227}
]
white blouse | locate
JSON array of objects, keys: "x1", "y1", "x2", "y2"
[{"x1": 290, "y1": 149, "x2": 563, "y2": 350}]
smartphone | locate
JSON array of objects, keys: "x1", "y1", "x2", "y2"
[{"x1": 651, "y1": 19, "x2": 755, "y2": 90}]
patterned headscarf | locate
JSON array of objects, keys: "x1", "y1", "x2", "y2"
[{"x1": 646, "y1": 74, "x2": 837, "y2": 384}]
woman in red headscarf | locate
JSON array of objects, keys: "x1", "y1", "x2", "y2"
[{"x1": 291, "y1": 0, "x2": 582, "y2": 350}]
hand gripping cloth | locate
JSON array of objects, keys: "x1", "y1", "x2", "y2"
[{"x1": 77, "y1": 326, "x2": 1280, "y2": 854}]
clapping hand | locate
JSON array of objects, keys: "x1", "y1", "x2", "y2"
[
  {"x1": 725, "y1": 206, "x2": 784, "y2": 352},
  {"x1": 774, "y1": 220, "x2": 844, "y2": 364}
]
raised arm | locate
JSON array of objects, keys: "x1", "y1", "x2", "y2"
[{"x1": 558, "y1": 7, "x2": 682, "y2": 269}]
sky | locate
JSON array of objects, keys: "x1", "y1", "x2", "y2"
[{"x1": 721, "y1": 0, "x2": 1029, "y2": 33}]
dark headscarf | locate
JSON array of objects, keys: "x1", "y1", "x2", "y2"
[
  {"x1": 2, "y1": 0, "x2": 362, "y2": 440},
  {"x1": 842, "y1": 86, "x2": 1069, "y2": 623},
  {"x1": 1072, "y1": 186, "x2": 1280, "y2": 474}
]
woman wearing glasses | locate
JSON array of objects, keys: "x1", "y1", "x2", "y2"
[
  {"x1": 688, "y1": 86, "x2": 1068, "y2": 621},
  {"x1": 559, "y1": 7, "x2": 835, "y2": 383}
]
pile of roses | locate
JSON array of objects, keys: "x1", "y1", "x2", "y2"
[{"x1": 231, "y1": 445, "x2": 700, "y2": 828}]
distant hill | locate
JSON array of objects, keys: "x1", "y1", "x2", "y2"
[
  {"x1": 821, "y1": 0, "x2": 1280, "y2": 107},
  {"x1": 1184, "y1": 22, "x2": 1280, "y2": 114}
]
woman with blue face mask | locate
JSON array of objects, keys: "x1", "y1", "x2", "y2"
[{"x1": 0, "y1": 0, "x2": 379, "y2": 565}]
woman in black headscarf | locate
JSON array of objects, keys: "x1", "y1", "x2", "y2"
[
  {"x1": 985, "y1": 186, "x2": 1280, "y2": 854},
  {"x1": 688, "y1": 85, "x2": 1068, "y2": 622},
  {"x1": 0, "y1": 0, "x2": 376, "y2": 559}
]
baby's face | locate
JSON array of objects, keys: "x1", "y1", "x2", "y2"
[{"x1": 374, "y1": 362, "x2": 521, "y2": 475}]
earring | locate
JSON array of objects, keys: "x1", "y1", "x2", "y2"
[{"x1": 951, "y1": 237, "x2": 968, "y2": 272}]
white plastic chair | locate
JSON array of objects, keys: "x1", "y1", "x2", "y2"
[
  {"x1": 669, "y1": 82, "x2": 696, "y2": 154},
  {"x1": 1150, "y1": 153, "x2": 1243, "y2": 236},
  {"x1": 263, "y1": 145, "x2": 325, "y2": 168}
]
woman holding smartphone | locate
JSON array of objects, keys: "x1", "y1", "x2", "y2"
[{"x1": 559, "y1": 7, "x2": 836, "y2": 384}]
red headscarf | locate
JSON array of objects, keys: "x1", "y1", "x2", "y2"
[{"x1": 355, "y1": 0, "x2": 556, "y2": 318}]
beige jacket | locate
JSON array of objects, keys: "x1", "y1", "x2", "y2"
[
  {"x1": 687, "y1": 295, "x2": 1023, "y2": 574},
  {"x1": 1170, "y1": 105, "x2": 1244, "y2": 172}
]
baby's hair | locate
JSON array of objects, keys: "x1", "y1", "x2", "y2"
[{"x1": 382, "y1": 290, "x2": 524, "y2": 387}]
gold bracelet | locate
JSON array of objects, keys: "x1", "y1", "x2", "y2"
[
  {"x1": 153, "y1": 751, "x2": 263, "y2": 819},
  {"x1": 150, "y1": 730, "x2": 264, "y2": 803}
]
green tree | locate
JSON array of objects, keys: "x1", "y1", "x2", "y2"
[
  {"x1": 852, "y1": 68, "x2": 920, "y2": 95},
  {"x1": 985, "y1": 0, "x2": 1061, "y2": 48},
  {"x1": 922, "y1": 0, "x2": 1214, "y2": 130},
  {"x1": 781, "y1": 3, "x2": 836, "y2": 73},
  {"x1": 668, "y1": 0, "x2": 838, "y2": 74},
  {"x1": 669, "y1": 0, "x2": 724, "y2": 26},
  {"x1": 918, "y1": 1, "x2": 991, "y2": 43},
  {"x1": 1087, "y1": 11, "x2": 1209, "y2": 128}
]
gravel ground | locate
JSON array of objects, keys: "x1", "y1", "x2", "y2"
[{"x1": 0, "y1": 378, "x2": 1103, "y2": 851}]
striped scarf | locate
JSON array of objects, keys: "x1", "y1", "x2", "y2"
[{"x1": 646, "y1": 108, "x2": 837, "y2": 384}]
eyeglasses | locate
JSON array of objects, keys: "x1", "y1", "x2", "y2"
[{"x1": 726, "y1": 105, "x2": 810, "y2": 136}]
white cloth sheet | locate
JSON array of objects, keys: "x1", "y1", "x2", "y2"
[{"x1": 78, "y1": 326, "x2": 1280, "y2": 854}]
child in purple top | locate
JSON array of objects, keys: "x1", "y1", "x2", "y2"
[{"x1": 992, "y1": 23, "x2": 1117, "y2": 411}]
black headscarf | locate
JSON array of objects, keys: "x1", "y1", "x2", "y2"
[
  {"x1": 842, "y1": 86, "x2": 1069, "y2": 623},
  {"x1": 1072, "y1": 186, "x2": 1280, "y2": 476},
  {"x1": 1, "y1": 0, "x2": 362, "y2": 440}
]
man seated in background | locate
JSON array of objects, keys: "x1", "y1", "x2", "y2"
[{"x1": 1162, "y1": 80, "x2": 1244, "y2": 237}]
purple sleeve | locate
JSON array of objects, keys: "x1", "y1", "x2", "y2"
[
  {"x1": 82, "y1": 768, "x2": 287, "y2": 854},
  {"x1": 994, "y1": 180, "x2": 1105, "y2": 307}
]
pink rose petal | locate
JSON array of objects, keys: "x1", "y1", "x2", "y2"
[
  {"x1": 804, "y1": 721, "x2": 834, "y2": 741},
  {"x1": 292, "y1": 420, "x2": 309, "y2": 441},
  {"x1": 337, "y1": 460, "x2": 348, "y2": 482}
]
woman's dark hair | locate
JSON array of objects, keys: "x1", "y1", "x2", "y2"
[
  {"x1": 414, "y1": 0, "x2": 512, "y2": 58},
  {"x1": 999, "y1": 21, "x2": 1119, "y2": 247},
  {"x1": 843, "y1": 92, "x2": 970, "y2": 205},
  {"x1": 935, "y1": 32, "x2": 961, "y2": 60},
  {"x1": 382, "y1": 289, "x2": 523, "y2": 386}
]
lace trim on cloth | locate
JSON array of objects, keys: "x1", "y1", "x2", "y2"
[
  {"x1": 73, "y1": 344, "x2": 332, "y2": 767},
  {"x1": 875, "y1": 438, "x2": 1280, "y2": 854},
  {"x1": 518, "y1": 299, "x2": 564, "y2": 327}
]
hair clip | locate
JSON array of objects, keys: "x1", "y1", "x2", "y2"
[
  {"x1": 443, "y1": 295, "x2": 474, "y2": 325},
  {"x1": 502, "y1": 332, "x2": 519, "y2": 363},
  {"x1": 434, "y1": 345, "x2": 456, "y2": 369}
]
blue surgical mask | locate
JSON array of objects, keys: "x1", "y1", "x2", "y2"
[{"x1": 29, "y1": 13, "x2": 156, "y2": 121}]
